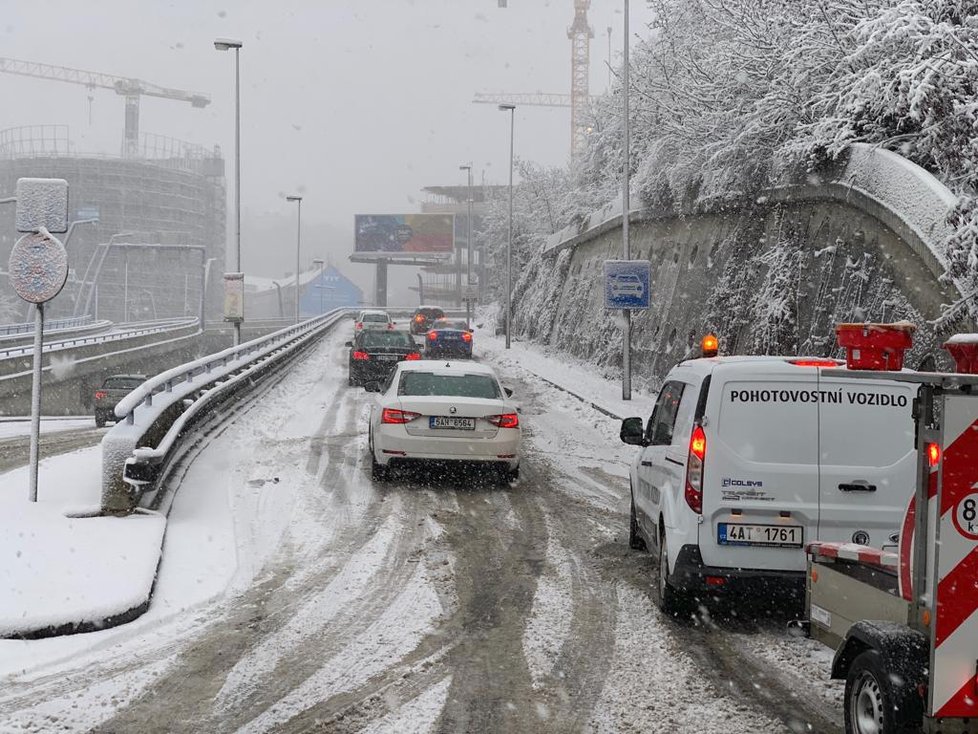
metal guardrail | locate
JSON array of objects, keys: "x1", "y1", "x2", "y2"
[
  {"x1": 101, "y1": 309, "x2": 349, "y2": 514},
  {"x1": 0, "y1": 318, "x2": 197, "y2": 362},
  {"x1": 0, "y1": 314, "x2": 94, "y2": 337}
]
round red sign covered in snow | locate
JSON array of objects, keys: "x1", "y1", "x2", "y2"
[{"x1": 8, "y1": 230, "x2": 68, "y2": 304}]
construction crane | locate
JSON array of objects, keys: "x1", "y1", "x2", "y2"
[
  {"x1": 568, "y1": 0, "x2": 594, "y2": 156},
  {"x1": 476, "y1": 0, "x2": 594, "y2": 158},
  {"x1": 0, "y1": 57, "x2": 210, "y2": 158}
]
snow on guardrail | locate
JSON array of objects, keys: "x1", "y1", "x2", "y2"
[{"x1": 101, "y1": 309, "x2": 348, "y2": 514}]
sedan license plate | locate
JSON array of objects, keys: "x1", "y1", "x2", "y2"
[
  {"x1": 430, "y1": 416, "x2": 475, "y2": 430},
  {"x1": 717, "y1": 523, "x2": 803, "y2": 548},
  {"x1": 377, "y1": 354, "x2": 399, "y2": 361}
]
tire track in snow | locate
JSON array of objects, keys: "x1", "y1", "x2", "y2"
[{"x1": 235, "y1": 559, "x2": 447, "y2": 734}]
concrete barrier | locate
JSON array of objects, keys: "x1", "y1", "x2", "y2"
[{"x1": 521, "y1": 144, "x2": 971, "y2": 389}]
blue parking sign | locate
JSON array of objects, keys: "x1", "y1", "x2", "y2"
[{"x1": 604, "y1": 260, "x2": 651, "y2": 309}]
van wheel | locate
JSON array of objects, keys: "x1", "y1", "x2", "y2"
[
  {"x1": 844, "y1": 649, "x2": 919, "y2": 734},
  {"x1": 629, "y1": 493, "x2": 647, "y2": 550},
  {"x1": 656, "y1": 533, "x2": 688, "y2": 617}
]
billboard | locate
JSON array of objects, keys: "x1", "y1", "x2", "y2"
[{"x1": 354, "y1": 214, "x2": 454, "y2": 254}]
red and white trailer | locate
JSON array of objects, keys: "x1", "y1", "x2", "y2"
[{"x1": 806, "y1": 332, "x2": 978, "y2": 733}]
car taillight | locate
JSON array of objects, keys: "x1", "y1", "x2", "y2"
[
  {"x1": 415, "y1": 315, "x2": 424, "y2": 322},
  {"x1": 428, "y1": 330, "x2": 437, "y2": 340},
  {"x1": 404, "y1": 352, "x2": 422, "y2": 360},
  {"x1": 388, "y1": 323, "x2": 394, "y2": 330},
  {"x1": 382, "y1": 408, "x2": 420, "y2": 424},
  {"x1": 462, "y1": 332, "x2": 473, "y2": 343},
  {"x1": 356, "y1": 322, "x2": 363, "y2": 330},
  {"x1": 352, "y1": 350, "x2": 370, "y2": 361},
  {"x1": 487, "y1": 413, "x2": 519, "y2": 428},
  {"x1": 685, "y1": 425, "x2": 706, "y2": 514},
  {"x1": 94, "y1": 390, "x2": 107, "y2": 400}
]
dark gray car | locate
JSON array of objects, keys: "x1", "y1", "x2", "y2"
[{"x1": 94, "y1": 374, "x2": 146, "y2": 427}]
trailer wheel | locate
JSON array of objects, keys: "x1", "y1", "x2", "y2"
[{"x1": 844, "y1": 649, "x2": 916, "y2": 734}]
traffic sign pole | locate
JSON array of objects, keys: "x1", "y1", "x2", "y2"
[
  {"x1": 28, "y1": 303, "x2": 43, "y2": 502},
  {"x1": 8, "y1": 227, "x2": 70, "y2": 503}
]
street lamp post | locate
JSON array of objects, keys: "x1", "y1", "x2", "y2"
[
  {"x1": 459, "y1": 163, "x2": 474, "y2": 326},
  {"x1": 286, "y1": 195, "x2": 303, "y2": 323},
  {"x1": 622, "y1": 0, "x2": 632, "y2": 401},
  {"x1": 214, "y1": 37, "x2": 243, "y2": 345},
  {"x1": 312, "y1": 258, "x2": 325, "y2": 315},
  {"x1": 498, "y1": 103, "x2": 515, "y2": 349}
]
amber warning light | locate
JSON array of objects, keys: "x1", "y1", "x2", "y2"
[{"x1": 701, "y1": 334, "x2": 719, "y2": 358}]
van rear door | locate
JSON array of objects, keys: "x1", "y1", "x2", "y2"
[
  {"x1": 702, "y1": 366, "x2": 819, "y2": 573},
  {"x1": 815, "y1": 374, "x2": 915, "y2": 547}
]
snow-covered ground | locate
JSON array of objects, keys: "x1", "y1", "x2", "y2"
[
  {"x1": 0, "y1": 445, "x2": 165, "y2": 640},
  {"x1": 0, "y1": 417, "x2": 95, "y2": 440}
]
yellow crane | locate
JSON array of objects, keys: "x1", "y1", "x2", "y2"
[
  {"x1": 0, "y1": 57, "x2": 210, "y2": 158},
  {"x1": 475, "y1": 0, "x2": 594, "y2": 158}
]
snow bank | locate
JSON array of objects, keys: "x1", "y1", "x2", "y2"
[{"x1": 0, "y1": 504, "x2": 164, "y2": 638}]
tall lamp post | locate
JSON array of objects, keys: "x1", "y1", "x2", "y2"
[
  {"x1": 286, "y1": 195, "x2": 303, "y2": 323},
  {"x1": 498, "y1": 103, "x2": 515, "y2": 349},
  {"x1": 459, "y1": 163, "x2": 473, "y2": 326},
  {"x1": 312, "y1": 258, "x2": 325, "y2": 315},
  {"x1": 214, "y1": 37, "x2": 243, "y2": 345},
  {"x1": 621, "y1": 0, "x2": 632, "y2": 400}
]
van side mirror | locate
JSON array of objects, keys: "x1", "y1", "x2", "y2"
[
  {"x1": 345, "y1": 340, "x2": 353, "y2": 348},
  {"x1": 620, "y1": 417, "x2": 648, "y2": 446}
]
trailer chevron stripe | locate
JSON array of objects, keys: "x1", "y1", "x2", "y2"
[{"x1": 932, "y1": 396, "x2": 978, "y2": 719}]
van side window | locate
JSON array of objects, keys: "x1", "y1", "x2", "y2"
[
  {"x1": 670, "y1": 384, "x2": 698, "y2": 447},
  {"x1": 647, "y1": 381, "x2": 686, "y2": 446}
]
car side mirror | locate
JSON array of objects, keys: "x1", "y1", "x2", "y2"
[
  {"x1": 620, "y1": 417, "x2": 648, "y2": 446},
  {"x1": 504, "y1": 386, "x2": 514, "y2": 398},
  {"x1": 345, "y1": 340, "x2": 353, "y2": 348},
  {"x1": 363, "y1": 381, "x2": 382, "y2": 393}
]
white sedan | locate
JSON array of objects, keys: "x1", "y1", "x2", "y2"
[{"x1": 366, "y1": 360, "x2": 521, "y2": 482}]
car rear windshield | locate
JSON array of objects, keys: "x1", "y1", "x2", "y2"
[
  {"x1": 103, "y1": 377, "x2": 143, "y2": 389},
  {"x1": 433, "y1": 319, "x2": 468, "y2": 330},
  {"x1": 362, "y1": 313, "x2": 388, "y2": 322},
  {"x1": 398, "y1": 372, "x2": 500, "y2": 399},
  {"x1": 420, "y1": 308, "x2": 444, "y2": 318},
  {"x1": 361, "y1": 331, "x2": 414, "y2": 347}
]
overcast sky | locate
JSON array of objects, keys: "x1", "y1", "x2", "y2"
[{"x1": 0, "y1": 0, "x2": 652, "y2": 299}]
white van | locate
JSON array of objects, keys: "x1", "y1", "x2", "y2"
[{"x1": 620, "y1": 356, "x2": 916, "y2": 614}]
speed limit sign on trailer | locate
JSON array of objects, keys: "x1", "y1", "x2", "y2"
[
  {"x1": 8, "y1": 230, "x2": 68, "y2": 304},
  {"x1": 952, "y1": 492, "x2": 978, "y2": 540}
]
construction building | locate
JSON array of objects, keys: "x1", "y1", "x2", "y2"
[
  {"x1": 418, "y1": 183, "x2": 506, "y2": 305},
  {"x1": 0, "y1": 125, "x2": 226, "y2": 322}
]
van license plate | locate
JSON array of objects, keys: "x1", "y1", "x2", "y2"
[
  {"x1": 430, "y1": 416, "x2": 475, "y2": 430},
  {"x1": 717, "y1": 523, "x2": 803, "y2": 548}
]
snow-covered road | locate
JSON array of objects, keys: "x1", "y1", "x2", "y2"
[{"x1": 0, "y1": 326, "x2": 843, "y2": 733}]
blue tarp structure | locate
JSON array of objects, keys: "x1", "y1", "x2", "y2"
[{"x1": 299, "y1": 266, "x2": 363, "y2": 317}]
